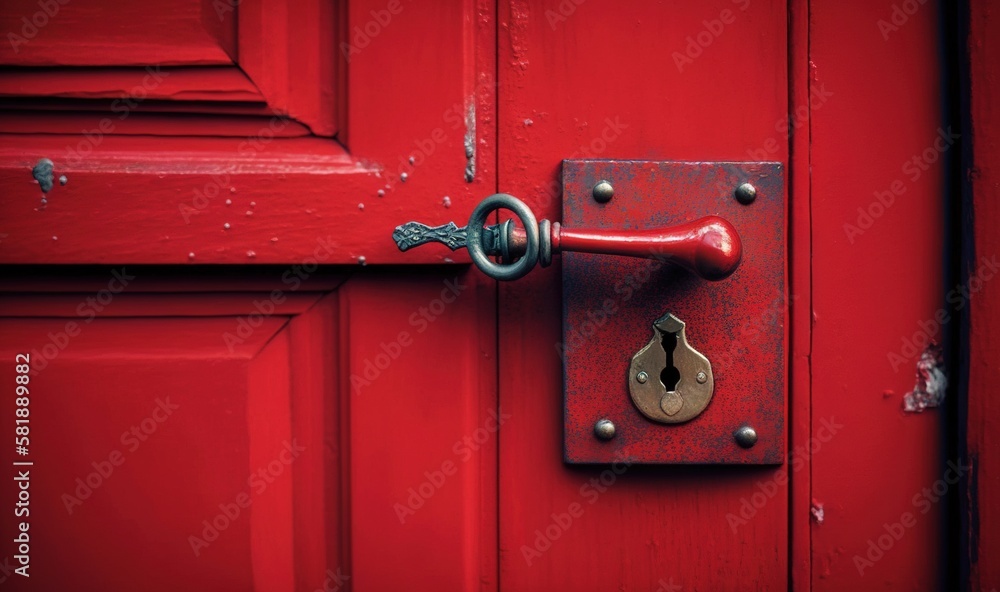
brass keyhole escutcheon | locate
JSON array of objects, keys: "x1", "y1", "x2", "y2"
[{"x1": 628, "y1": 313, "x2": 714, "y2": 424}]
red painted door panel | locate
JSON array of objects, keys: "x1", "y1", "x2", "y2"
[
  {"x1": 0, "y1": 284, "x2": 341, "y2": 591},
  {"x1": 0, "y1": 0, "x2": 961, "y2": 590},
  {"x1": 0, "y1": 269, "x2": 497, "y2": 590}
]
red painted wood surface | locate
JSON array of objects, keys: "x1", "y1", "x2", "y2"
[
  {"x1": 0, "y1": 68, "x2": 266, "y2": 101},
  {"x1": 0, "y1": 0, "x2": 970, "y2": 588},
  {"x1": 0, "y1": 268, "x2": 498, "y2": 590},
  {"x1": 0, "y1": 309, "x2": 315, "y2": 590},
  {"x1": 810, "y1": 1, "x2": 950, "y2": 588},
  {"x1": 787, "y1": 0, "x2": 811, "y2": 587},
  {"x1": 341, "y1": 270, "x2": 498, "y2": 591},
  {"x1": 965, "y1": 0, "x2": 1000, "y2": 588},
  {"x1": 497, "y1": 1, "x2": 790, "y2": 588},
  {"x1": 0, "y1": 0, "x2": 237, "y2": 66},
  {"x1": 0, "y1": 0, "x2": 495, "y2": 265},
  {"x1": 236, "y1": 0, "x2": 338, "y2": 136},
  {"x1": 0, "y1": 0, "x2": 336, "y2": 134}
]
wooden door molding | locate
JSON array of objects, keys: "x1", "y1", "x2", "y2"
[{"x1": 0, "y1": 0, "x2": 498, "y2": 266}]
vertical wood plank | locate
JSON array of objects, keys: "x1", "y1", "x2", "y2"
[
  {"x1": 343, "y1": 270, "x2": 497, "y2": 591},
  {"x1": 497, "y1": 1, "x2": 789, "y2": 589},
  {"x1": 964, "y1": 1, "x2": 1000, "y2": 589},
  {"x1": 788, "y1": 0, "x2": 813, "y2": 588},
  {"x1": 810, "y1": 0, "x2": 951, "y2": 587}
]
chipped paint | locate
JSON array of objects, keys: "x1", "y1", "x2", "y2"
[
  {"x1": 811, "y1": 500, "x2": 825, "y2": 524},
  {"x1": 507, "y1": 0, "x2": 531, "y2": 71},
  {"x1": 903, "y1": 344, "x2": 947, "y2": 412},
  {"x1": 463, "y1": 97, "x2": 476, "y2": 182},
  {"x1": 32, "y1": 158, "x2": 55, "y2": 193}
]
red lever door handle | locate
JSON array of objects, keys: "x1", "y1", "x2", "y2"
[{"x1": 392, "y1": 194, "x2": 742, "y2": 282}]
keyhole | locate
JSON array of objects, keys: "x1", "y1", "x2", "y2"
[{"x1": 660, "y1": 331, "x2": 681, "y2": 392}]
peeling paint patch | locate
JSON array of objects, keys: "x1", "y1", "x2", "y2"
[
  {"x1": 32, "y1": 158, "x2": 55, "y2": 193},
  {"x1": 463, "y1": 97, "x2": 476, "y2": 182},
  {"x1": 903, "y1": 344, "x2": 947, "y2": 412},
  {"x1": 810, "y1": 499, "x2": 824, "y2": 524},
  {"x1": 508, "y1": 0, "x2": 531, "y2": 71}
]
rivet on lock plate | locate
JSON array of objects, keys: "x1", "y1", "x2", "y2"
[{"x1": 629, "y1": 313, "x2": 713, "y2": 424}]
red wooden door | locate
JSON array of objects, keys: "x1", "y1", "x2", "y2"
[
  {"x1": 0, "y1": 0, "x2": 961, "y2": 590},
  {"x1": 0, "y1": 0, "x2": 501, "y2": 589}
]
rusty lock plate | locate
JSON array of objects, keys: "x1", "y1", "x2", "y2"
[{"x1": 562, "y1": 161, "x2": 786, "y2": 464}]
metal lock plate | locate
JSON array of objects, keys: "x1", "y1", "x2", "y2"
[{"x1": 562, "y1": 161, "x2": 786, "y2": 464}]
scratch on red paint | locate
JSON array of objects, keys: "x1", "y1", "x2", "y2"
[{"x1": 903, "y1": 344, "x2": 947, "y2": 412}]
